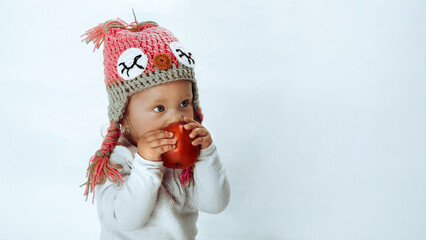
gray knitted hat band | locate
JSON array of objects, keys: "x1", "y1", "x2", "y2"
[{"x1": 106, "y1": 64, "x2": 199, "y2": 123}]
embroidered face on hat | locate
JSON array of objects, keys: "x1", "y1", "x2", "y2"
[
  {"x1": 104, "y1": 25, "x2": 195, "y2": 84},
  {"x1": 82, "y1": 19, "x2": 200, "y2": 123},
  {"x1": 114, "y1": 40, "x2": 195, "y2": 81}
]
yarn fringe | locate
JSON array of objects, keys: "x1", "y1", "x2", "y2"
[
  {"x1": 81, "y1": 121, "x2": 123, "y2": 203},
  {"x1": 179, "y1": 108, "x2": 204, "y2": 187},
  {"x1": 81, "y1": 18, "x2": 159, "y2": 52},
  {"x1": 180, "y1": 165, "x2": 195, "y2": 187}
]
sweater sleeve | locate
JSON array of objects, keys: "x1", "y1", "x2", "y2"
[
  {"x1": 94, "y1": 145, "x2": 164, "y2": 231},
  {"x1": 192, "y1": 142, "x2": 230, "y2": 214}
]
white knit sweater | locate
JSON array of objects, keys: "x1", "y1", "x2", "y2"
[{"x1": 94, "y1": 136, "x2": 230, "y2": 240}]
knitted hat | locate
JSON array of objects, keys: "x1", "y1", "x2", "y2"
[{"x1": 80, "y1": 18, "x2": 204, "y2": 202}]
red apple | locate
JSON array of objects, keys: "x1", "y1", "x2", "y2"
[{"x1": 161, "y1": 122, "x2": 200, "y2": 169}]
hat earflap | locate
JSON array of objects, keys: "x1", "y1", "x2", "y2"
[{"x1": 81, "y1": 121, "x2": 123, "y2": 203}]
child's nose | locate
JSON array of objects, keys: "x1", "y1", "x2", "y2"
[{"x1": 166, "y1": 111, "x2": 184, "y2": 126}]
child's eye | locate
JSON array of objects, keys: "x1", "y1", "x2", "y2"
[
  {"x1": 180, "y1": 100, "x2": 189, "y2": 108},
  {"x1": 153, "y1": 105, "x2": 165, "y2": 112}
]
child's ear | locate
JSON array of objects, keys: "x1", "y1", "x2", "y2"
[
  {"x1": 122, "y1": 118, "x2": 129, "y2": 129},
  {"x1": 120, "y1": 107, "x2": 130, "y2": 128},
  {"x1": 120, "y1": 114, "x2": 129, "y2": 130}
]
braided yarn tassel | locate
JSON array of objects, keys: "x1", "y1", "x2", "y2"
[
  {"x1": 81, "y1": 121, "x2": 123, "y2": 203},
  {"x1": 180, "y1": 165, "x2": 195, "y2": 187},
  {"x1": 179, "y1": 108, "x2": 204, "y2": 187}
]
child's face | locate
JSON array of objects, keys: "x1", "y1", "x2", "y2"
[{"x1": 122, "y1": 80, "x2": 195, "y2": 142}]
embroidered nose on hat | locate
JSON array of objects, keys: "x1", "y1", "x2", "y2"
[{"x1": 153, "y1": 53, "x2": 173, "y2": 70}]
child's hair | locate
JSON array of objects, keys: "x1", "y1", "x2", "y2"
[{"x1": 80, "y1": 17, "x2": 203, "y2": 202}]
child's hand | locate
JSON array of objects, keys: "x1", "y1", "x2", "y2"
[
  {"x1": 183, "y1": 116, "x2": 213, "y2": 149},
  {"x1": 136, "y1": 130, "x2": 177, "y2": 161}
]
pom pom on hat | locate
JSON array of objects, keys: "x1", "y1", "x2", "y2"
[{"x1": 81, "y1": 18, "x2": 159, "y2": 52}]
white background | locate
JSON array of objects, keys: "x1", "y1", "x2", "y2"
[{"x1": 1, "y1": 0, "x2": 425, "y2": 239}]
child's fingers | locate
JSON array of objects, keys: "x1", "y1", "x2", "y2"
[
  {"x1": 184, "y1": 122, "x2": 201, "y2": 130},
  {"x1": 183, "y1": 116, "x2": 197, "y2": 123},
  {"x1": 191, "y1": 137, "x2": 202, "y2": 146},
  {"x1": 189, "y1": 127, "x2": 208, "y2": 138},
  {"x1": 149, "y1": 138, "x2": 177, "y2": 148},
  {"x1": 145, "y1": 130, "x2": 174, "y2": 142},
  {"x1": 156, "y1": 144, "x2": 177, "y2": 155},
  {"x1": 192, "y1": 136, "x2": 213, "y2": 149},
  {"x1": 192, "y1": 136, "x2": 207, "y2": 146}
]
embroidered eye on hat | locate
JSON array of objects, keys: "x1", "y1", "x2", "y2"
[{"x1": 80, "y1": 16, "x2": 203, "y2": 202}]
